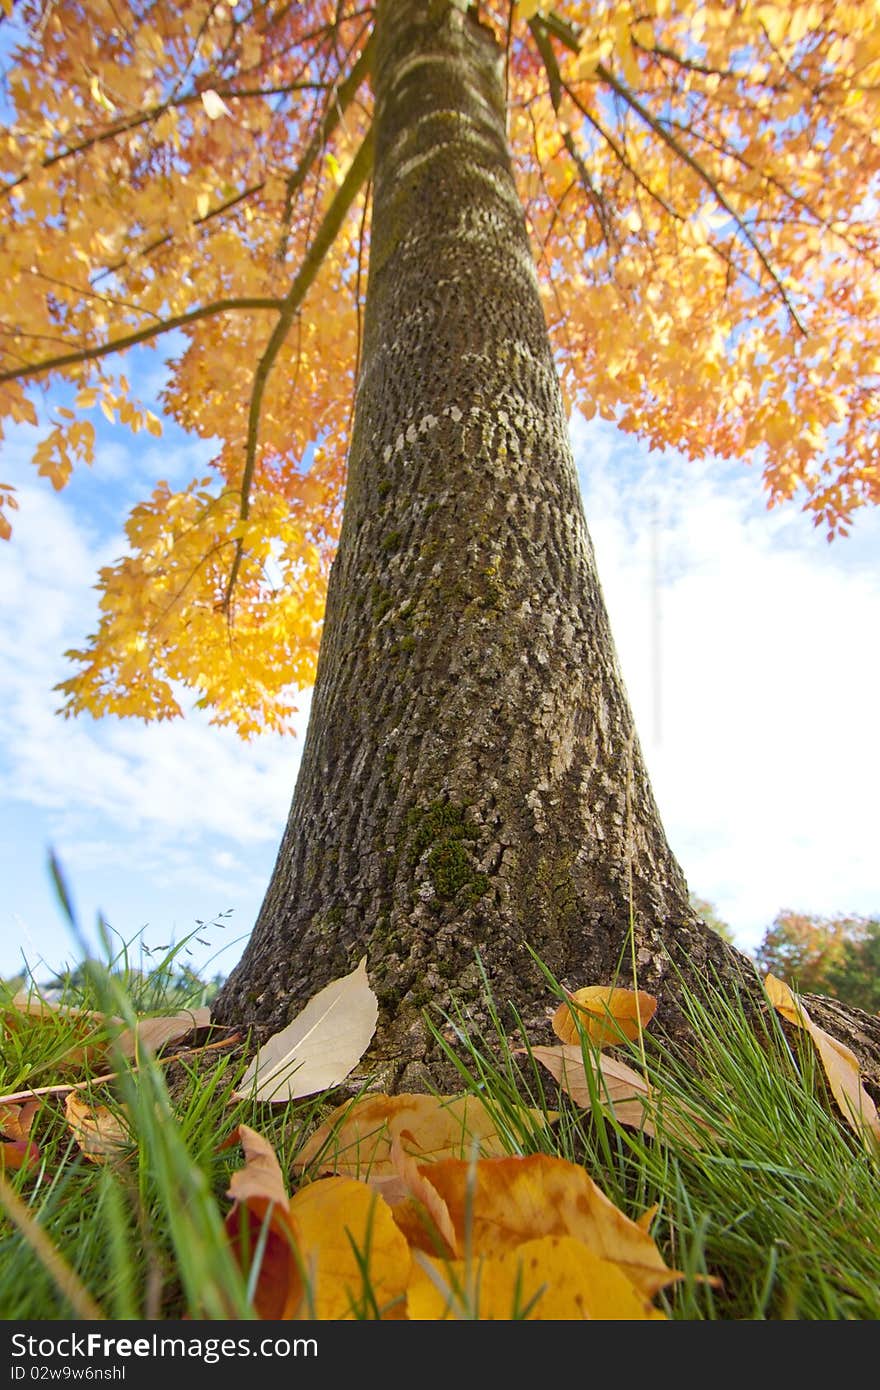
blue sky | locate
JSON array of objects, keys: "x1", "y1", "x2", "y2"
[{"x1": 1, "y1": 352, "x2": 879, "y2": 984}]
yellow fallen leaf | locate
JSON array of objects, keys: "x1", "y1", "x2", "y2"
[
  {"x1": 233, "y1": 957, "x2": 378, "y2": 1101},
  {"x1": 417, "y1": 1153, "x2": 681, "y2": 1298},
  {"x1": 764, "y1": 974, "x2": 880, "y2": 1145},
  {"x1": 288, "y1": 1176, "x2": 411, "y2": 1320},
  {"x1": 64, "y1": 1093, "x2": 130, "y2": 1163},
  {"x1": 408, "y1": 1236, "x2": 666, "y2": 1320},
  {"x1": 552, "y1": 986, "x2": 657, "y2": 1047}
]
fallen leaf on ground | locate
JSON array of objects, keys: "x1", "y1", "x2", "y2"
[
  {"x1": 0, "y1": 1100, "x2": 41, "y2": 1172},
  {"x1": 224, "y1": 1124, "x2": 302, "y2": 1319},
  {"x1": 416, "y1": 1153, "x2": 681, "y2": 1298},
  {"x1": 386, "y1": 1132, "x2": 458, "y2": 1257},
  {"x1": 531, "y1": 1044, "x2": 712, "y2": 1146},
  {"x1": 408, "y1": 1235, "x2": 666, "y2": 1320},
  {"x1": 64, "y1": 1093, "x2": 130, "y2": 1163},
  {"x1": 764, "y1": 973, "x2": 880, "y2": 1145},
  {"x1": 293, "y1": 1091, "x2": 549, "y2": 1185},
  {"x1": 552, "y1": 986, "x2": 657, "y2": 1047},
  {"x1": 116, "y1": 1007, "x2": 211, "y2": 1057},
  {"x1": 288, "y1": 1176, "x2": 411, "y2": 1319},
  {"x1": 233, "y1": 958, "x2": 378, "y2": 1102}
]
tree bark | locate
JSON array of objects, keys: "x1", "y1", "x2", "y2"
[{"x1": 213, "y1": 0, "x2": 880, "y2": 1096}]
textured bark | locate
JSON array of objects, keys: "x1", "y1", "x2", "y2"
[{"x1": 213, "y1": 0, "x2": 880, "y2": 1096}]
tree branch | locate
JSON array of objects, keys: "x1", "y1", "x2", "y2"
[
  {"x1": 0, "y1": 298, "x2": 284, "y2": 387},
  {"x1": 222, "y1": 123, "x2": 375, "y2": 612}
]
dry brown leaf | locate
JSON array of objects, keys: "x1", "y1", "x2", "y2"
[
  {"x1": 233, "y1": 958, "x2": 378, "y2": 1101},
  {"x1": 293, "y1": 1091, "x2": 548, "y2": 1181},
  {"x1": 64, "y1": 1093, "x2": 130, "y2": 1163},
  {"x1": 531, "y1": 1043, "x2": 713, "y2": 1146},
  {"x1": 415, "y1": 1153, "x2": 681, "y2": 1298},
  {"x1": 531, "y1": 1043, "x2": 655, "y2": 1131},
  {"x1": 764, "y1": 973, "x2": 880, "y2": 1145},
  {"x1": 552, "y1": 986, "x2": 657, "y2": 1047},
  {"x1": 115, "y1": 1007, "x2": 211, "y2": 1057},
  {"x1": 408, "y1": 1236, "x2": 667, "y2": 1320}
]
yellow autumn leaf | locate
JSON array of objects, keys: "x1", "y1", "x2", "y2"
[
  {"x1": 288, "y1": 1176, "x2": 411, "y2": 1320},
  {"x1": 552, "y1": 985, "x2": 658, "y2": 1047},
  {"x1": 764, "y1": 973, "x2": 880, "y2": 1145},
  {"x1": 408, "y1": 1236, "x2": 666, "y2": 1320},
  {"x1": 415, "y1": 1153, "x2": 681, "y2": 1298}
]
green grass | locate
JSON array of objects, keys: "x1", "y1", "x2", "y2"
[{"x1": 2, "y1": 902, "x2": 879, "y2": 1319}]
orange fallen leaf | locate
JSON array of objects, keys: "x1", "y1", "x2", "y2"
[
  {"x1": 293, "y1": 1091, "x2": 548, "y2": 1184},
  {"x1": 408, "y1": 1236, "x2": 666, "y2": 1320},
  {"x1": 386, "y1": 1132, "x2": 458, "y2": 1257},
  {"x1": 64, "y1": 1093, "x2": 130, "y2": 1163},
  {"x1": 552, "y1": 986, "x2": 657, "y2": 1047},
  {"x1": 224, "y1": 1124, "x2": 302, "y2": 1319},
  {"x1": 764, "y1": 973, "x2": 880, "y2": 1145},
  {"x1": 416, "y1": 1153, "x2": 681, "y2": 1298},
  {"x1": 0, "y1": 1099, "x2": 41, "y2": 1172}
]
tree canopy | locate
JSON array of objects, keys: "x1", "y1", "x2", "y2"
[{"x1": 2, "y1": 0, "x2": 879, "y2": 735}]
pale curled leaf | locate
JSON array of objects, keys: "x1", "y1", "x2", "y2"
[
  {"x1": 200, "y1": 89, "x2": 232, "y2": 120},
  {"x1": 531, "y1": 1044, "x2": 713, "y2": 1147},
  {"x1": 532, "y1": 1044, "x2": 656, "y2": 1132},
  {"x1": 115, "y1": 1006, "x2": 211, "y2": 1058},
  {"x1": 233, "y1": 957, "x2": 377, "y2": 1101},
  {"x1": 764, "y1": 973, "x2": 880, "y2": 1144}
]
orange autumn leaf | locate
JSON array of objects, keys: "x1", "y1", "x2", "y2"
[
  {"x1": 764, "y1": 974, "x2": 880, "y2": 1146},
  {"x1": 415, "y1": 1153, "x2": 680, "y2": 1298},
  {"x1": 287, "y1": 1176, "x2": 411, "y2": 1320},
  {"x1": 408, "y1": 1236, "x2": 666, "y2": 1321},
  {"x1": 224, "y1": 1124, "x2": 302, "y2": 1320},
  {"x1": 293, "y1": 1092, "x2": 546, "y2": 1185},
  {"x1": 552, "y1": 986, "x2": 657, "y2": 1047},
  {"x1": 385, "y1": 1132, "x2": 458, "y2": 1258},
  {"x1": 64, "y1": 1093, "x2": 130, "y2": 1163},
  {"x1": 0, "y1": 1100, "x2": 41, "y2": 1172}
]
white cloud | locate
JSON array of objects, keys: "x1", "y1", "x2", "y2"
[{"x1": 572, "y1": 414, "x2": 880, "y2": 951}]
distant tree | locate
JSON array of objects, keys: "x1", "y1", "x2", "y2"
[
  {"x1": 689, "y1": 895, "x2": 736, "y2": 947},
  {"x1": 756, "y1": 912, "x2": 880, "y2": 1013},
  {"x1": 825, "y1": 919, "x2": 880, "y2": 1015}
]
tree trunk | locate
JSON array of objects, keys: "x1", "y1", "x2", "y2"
[{"x1": 213, "y1": 0, "x2": 880, "y2": 1095}]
